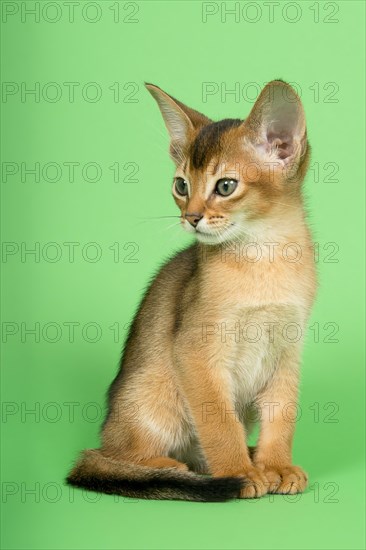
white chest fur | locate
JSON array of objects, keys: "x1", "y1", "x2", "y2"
[{"x1": 218, "y1": 303, "x2": 304, "y2": 406}]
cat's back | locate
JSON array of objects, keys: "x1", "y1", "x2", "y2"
[
  {"x1": 146, "y1": 243, "x2": 198, "y2": 306},
  {"x1": 124, "y1": 243, "x2": 199, "y2": 353},
  {"x1": 107, "y1": 244, "x2": 198, "y2": 401}
]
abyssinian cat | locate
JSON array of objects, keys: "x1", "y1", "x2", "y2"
[{"x1": 67, "y1": 80, "x2": 317, "y2": 501}]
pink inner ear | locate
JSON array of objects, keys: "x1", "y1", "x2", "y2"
[
  {"x1": 271, "y1": 137, "x2": 293, "y2": 160},
  {"x1": 267, "y1": 131, "x2": 293, "y2": 160}
]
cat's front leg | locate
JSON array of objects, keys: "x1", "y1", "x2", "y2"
[
  {"x1": 175, "y1": 348, "x2": 268, "y2": 498},
  {"x1": 253, "y1": 348, "x2": 308, "y2": 494}
]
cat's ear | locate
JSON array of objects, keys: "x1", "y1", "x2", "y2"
[
  {"x1": 244, "y1": 80, "x2": 307, "y2": 167},
  {"x1": 145, "y1": 83, "x2": 211, "y2": 163}
]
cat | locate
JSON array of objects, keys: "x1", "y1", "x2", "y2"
[{"x1": 67, "y1": 80, "x2": 317, "y2": 502}]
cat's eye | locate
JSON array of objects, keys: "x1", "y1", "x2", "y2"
[
  {"x1": 175, "y1": 177, "x2": 189, "y2": 196},
  {"x1": 215, "y1": 178, "x2": 238, "y2": 197}
]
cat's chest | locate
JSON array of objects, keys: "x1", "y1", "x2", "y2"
[
  {"x1": 202, "y1": 254, "x2": 312, "y2": 310},
  {"x1": 217, "y1": 302, "x2": 289, "y2": 397},
  {"x1": 226, "y1": 350, "x2": 275, "y2": 404}
]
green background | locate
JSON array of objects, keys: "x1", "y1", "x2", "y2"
[{"x1": 1, "y1": 1, "x2": 365, "y2": 549}]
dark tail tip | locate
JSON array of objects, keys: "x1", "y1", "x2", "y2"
[
  {"x1": 66, "y1": 450, "x2": 245, "y2": 502},
  {"x1": 66, "y1": 470, "x2": 244, "y2": 502}
]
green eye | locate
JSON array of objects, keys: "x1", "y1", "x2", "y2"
[
  {"x1": 215, "y1": 178, "x2": 238, "y2": 197},
  {"x1": 175, "y1": 177, "x2": 189, "y2": 196}
]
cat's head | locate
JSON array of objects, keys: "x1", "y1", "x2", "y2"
[{"x1": 146, "y1": 80, "x2": 309, "y2": 245}]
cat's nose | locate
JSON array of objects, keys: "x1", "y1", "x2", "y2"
[{"x1": 185, "y1": 212, "x2": 203, "y2": 228}]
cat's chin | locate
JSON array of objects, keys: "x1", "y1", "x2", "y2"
[{"x1": 194, "y1": 228, "x2": 237, "y2": 246}]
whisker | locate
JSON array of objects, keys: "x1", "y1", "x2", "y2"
[
  {"x1": 267, "y1": 200, "x2": 300, "y2": 210},
  {"x1": 136, "y1": 216, "x2": 181, "y2": 220},
  {"x1": 161, "y1": 222, "x2": 182, "y2": 233}
]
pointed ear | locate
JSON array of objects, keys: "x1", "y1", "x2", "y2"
[
  {"x1": 145, "y1": 83, "x2": 211, "y2": 163},
  {"x1": 244, "y1": 80, "x2": 307, "y2": 168}
]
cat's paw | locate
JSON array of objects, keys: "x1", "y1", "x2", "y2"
[
  {"x1": 239, "y1": 467, "x2": 268, "y2": 498},
  {"x1": 255, "y1": 463, "x2": 308, "y2": 494}
]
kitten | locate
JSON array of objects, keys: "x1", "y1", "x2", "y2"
[{"x1": 67, "y1": 80, "x2": 317, "y2": 501}]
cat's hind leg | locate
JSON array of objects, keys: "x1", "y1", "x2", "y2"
[
  {"x1": 138, "y1": 457, "x2": 189, "y2": 471},
  {"x1": 101, "y1": 359, "x2": 194, "y2": 469}
]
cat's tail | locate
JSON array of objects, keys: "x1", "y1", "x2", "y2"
[{"x1": 66, "y1": 449, "x2": 244, "y2": 502}]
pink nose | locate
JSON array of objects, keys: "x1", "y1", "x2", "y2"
[{"x1": 185, "y1": 212, "x2": 203, "y2": 228}]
